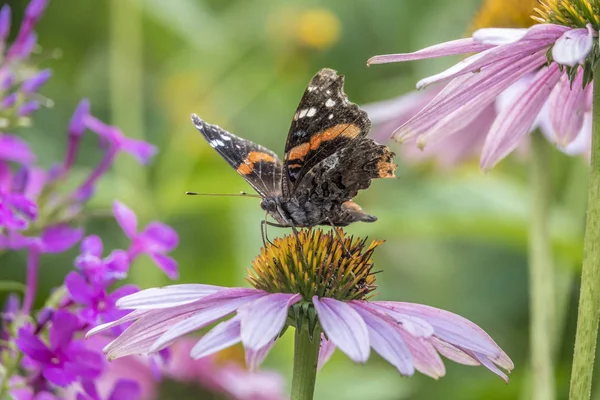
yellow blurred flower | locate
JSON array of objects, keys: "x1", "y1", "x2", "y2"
[
  {"x1": 469, "y1": 0, "x2": 538, "y2": 31},
  {"x1": 295, "y1": 8, "x2": 341, "y2": 50}
]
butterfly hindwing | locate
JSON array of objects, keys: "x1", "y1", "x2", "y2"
[
  {"x1": 294, "y1": 137, "x2": 396, "y2": 208},
  {"x1": 283, "y1": 68, "x2": 371, "y2": 195},
  {"x1": 191, "y1": 114, "x2": 283, "y2": 197}
]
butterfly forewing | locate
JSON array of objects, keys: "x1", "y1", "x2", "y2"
[
  {"x1": 191, "y1": 114, "x2": 283, "y2": 197},
  {"x1": 282, "y1": 68, "x2": 371, "y2": 196}
]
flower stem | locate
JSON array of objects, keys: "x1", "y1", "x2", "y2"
[
  {"x1": 569, "y1": 67, "x2": 600, "y2": 400},
  {"x1": 529, "y1": 131, "x2": 556, "y2": 400},
  {"x1": 21, "y1": 248, "x2": 40, "y2": 314},
  {"x1": 291, "y1": 325, "x2": 321, "y2": 400}
]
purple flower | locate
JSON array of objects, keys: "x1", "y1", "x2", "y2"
[
  {"x1": 65, "y1": 271, "x2": 138, "y2": 326},
  {"x1": 113, "y1": 200, "x2": 179, "y2": 279},
  {"x1": 8, "y1": 0, "x2": 47, "y2": 61},
  {"x1": 21, "y1": 69, "x2": 51, "y2": 94},
  {"x1": 76, "y1": 379, "x2": 141, "y2": 400},
  {"x1": 72, "y1": 112, "x2": 157, "y2": 199},
  {"x1": 15, "y1": 310, "x2": 103, "y2": 387},
  {"x1": 84, "y1": 115, "x2": 157, "y2": 165},
  {"x1": 368, "y1": 23, "x2": 596, "y2": 169},
  {"x1": 0, "y1": 163, "x2": 38, "y2": 231},
  {"x1": 0, "y1": 134, "x2": 36, "y2": 165},
  {"x1": 18, "y1": 100, "x2": 40, "y2": 117},
  {"x1": 74, "y1": 235, "x2": 130, "y2": 283},
  {"x1": 0, "y1": 5, "x2": 11, "y2": 43},
  {"x1": 2, "y1": 92, "x2": 17, "y2": 108}
]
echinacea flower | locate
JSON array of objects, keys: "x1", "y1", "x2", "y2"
[
  {"x1": 15, "y1": 310, "x2": 103, "y2": 387},
  {"x1": 368, "y1": 2, "x2": 599, "y2": 169},
  {"x1": 89, "y1": 229, "x2": 513, "y2": 382},
  {"x1": 113, "y1": 200, "x2": 179, "y2": 279}
]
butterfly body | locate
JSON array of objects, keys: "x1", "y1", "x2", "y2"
[{"x1": 192, "y1": 68, "x2": 396, "y2": 229}]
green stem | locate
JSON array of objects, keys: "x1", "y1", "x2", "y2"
[
  {"x1": 528, "y1": 131, "x2": 556, "y2": 400},
  {"x1": 291, "y1": 325, "x2": 321, "y2": 400},
  {"x1": 569, "y1": 65, "x2": 600, "y2": 400}
]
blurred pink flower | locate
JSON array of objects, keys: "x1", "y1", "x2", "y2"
[
  {"x1": 71, "y1": 335, "x2": 286, "y2": 400},
  {"x1": 368, "y1": 23, "x2": 596, "y2": 169}
]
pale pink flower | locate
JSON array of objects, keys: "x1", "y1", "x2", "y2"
[{"x1": 368, "y1": 23, "x2": 596, "y2": 169}]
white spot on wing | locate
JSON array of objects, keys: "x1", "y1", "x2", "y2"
[
  {"x1": 209, "y1": 139, "x2": 225, "y2": 147},
  {"x1": 307, "y1": 107, "x2": 317, "y2": 117},
  {"x1": 308, "y1": 86, "x2": 316, "y2": 92},
  {"x1": 221, "y1": 136, "x2": 232, "y2": 141},
  {"x1": 328, "y1": 114, "x2": 334, "y2": 119},
  {"x1": 325, "y1": 99, "x2": 335, "y2": 107},
  {"x1": 326, "y1": 90, "x2": 331, "y2": 95},
  {"x1": 298, "y1": 109, "x2": 309, "y2": 118}
]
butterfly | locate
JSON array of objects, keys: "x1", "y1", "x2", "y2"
[{"x1": 191, "y1": 68, "x2": 396, "y2": 232}]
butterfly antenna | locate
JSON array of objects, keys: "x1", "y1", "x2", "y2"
[{"x1": 185, "y1": 191, "x2": 261, "y2": 199}]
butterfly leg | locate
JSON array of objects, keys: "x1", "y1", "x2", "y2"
[
  {"x1": 260, "y1": 217, "x2": 286, "y2": 248},
  {"x1": 326, "y1": 217, "x2": 352, "y2": 257}
]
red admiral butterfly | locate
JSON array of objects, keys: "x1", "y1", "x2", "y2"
[{"x1": 191, "y1": 68, "x2": 396, "y2": 230}]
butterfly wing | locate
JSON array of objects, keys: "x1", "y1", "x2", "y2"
[
  {"x1": 192, "y1": 114, "x2": 283, "y2": 197},
  {"x1": 282, "y1": 68, "x2": 371, "y2": 196},
  {"x1": 295, "y1": 137, "x2": 396, "y2": 208}
]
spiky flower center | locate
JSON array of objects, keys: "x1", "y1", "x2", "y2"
[
  {"x1": 247, "y1": 229, "x2": 382, "y2": 301},
  {"x1": 470, "y1": 0, "x2": 538, "y2": 32},
  {"x1": 534, "y1": 0, "x2": 600, "y2": 30}
]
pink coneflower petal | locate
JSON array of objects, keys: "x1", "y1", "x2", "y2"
[
  {"x1": 373, "y1": 302, "x2": 510, "y2": 364},
  {"x1": 150, "y1": 290, "x2": 266, "y2": 351},
  {"x1": 239, "y1": 293, "x2": 302, "y2": 351},
  {"x1": 312, "y1": 296, "x2": 370, "y2": 363},
  {"x1": 116, "y1": 284, "x2": 223, "y2": 309},
  {"x1": 548, "y1": 69, "x2": 587, "y2": 146},
  {"x1": 245, "y1": 340, "x2": 276, "y2": 371},
  {"x1": 86, "y1": 309, "x2": 151, "y2": 337},
  {"x1": 552, "y1": 25, "x2": 594, "y2": 67},
  {"x1": 481, "y1": 64, "x2": 562, "y2": 169},
  {"x1": 472, "y1": 28, "x2": 528, "y2": 45},
  {"x1": 473, "y1": 24, "x2": 569, "y2": 45},
  {"x1": 367, "y1": 38, "x2": 493, "y2": 65},
  {"x1": 351, "y1": 303, "x2": 414, "y2": 375},
  {"x1": 431, "y1": 337, "x2": 480, "y2": 366},
  {"x1": 396, "y1": 50, "x2": 546, "y2": 142},
  {"x1": 190, "y1": 316, "x2": 241, "y2": 359},
  {"x1": 397, "y1": 330, "x2": 446, "y2": 379},
  {"x1": 417, "y1": 24, "x2": 568, "y2": 90},
  {"x1": 318, "y1": 334, "x2": 336, "y2": 370},
  {"x1": 416, "y1": 37, "x2": 550, "y2": 90},
  {"x1": 472, "y1": 352, "x2": 509, "y2": 383}
]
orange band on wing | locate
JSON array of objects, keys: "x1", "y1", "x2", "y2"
[
  {"x1": 236, "y1": 151, "x2": 276, "y2": 175},
  {"x1": 309, "y1": 123, "x2": 360, "y2": 150},
  {"x1": 286, "y1": 143, "x2": 310, "y2": 161},
  {"x1": 286, "y1": 123, "x2": 361, "y2": 162}
]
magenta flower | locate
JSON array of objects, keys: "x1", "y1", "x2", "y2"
[
  {"x1": 368, "y1": 23, "x2": 597, "y2": 169},
  {"x1": 21, "y1": 69, "x2": 51, "y2": 94},
  {"x1": 89, "y1": 230, "x2": 512, "y2": 382},
  {"x1": 15, "y1": 310, "x2": 103, "y2": 387},
  {"x1": 113, "y1": 200, "x2": 179, "y2": 279},
  {"x1": 0, "y1": 134, "x2": 36, "y2": 165},
  {"x1": 65, "y1": 271, "x2": 138, "y2": 326},
  {"x1": 74, "y1": 235, "x2": 130, "y2": 283}
]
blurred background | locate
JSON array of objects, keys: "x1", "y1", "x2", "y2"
[{"x1": 0, "y1": 0, "x2": 592, "y2": 399}]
